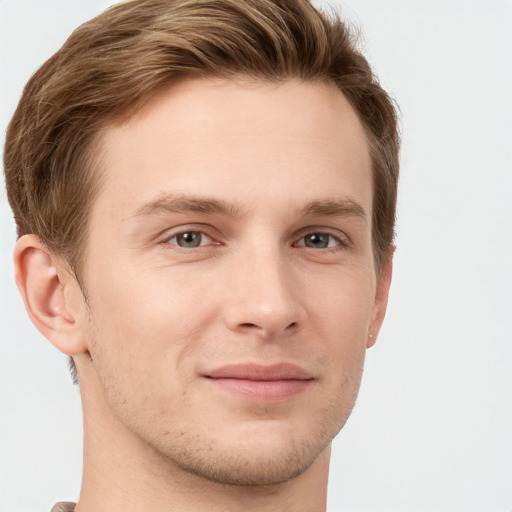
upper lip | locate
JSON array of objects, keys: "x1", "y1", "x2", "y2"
[{"x1": 205, "y1": 363, "x2": 313, "y2": 381}]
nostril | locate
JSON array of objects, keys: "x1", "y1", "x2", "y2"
[
  {"x1": 240, "y1": 323, "x2": 258, "y2": 329},
  {"x1": 237, "y1": 321, "x2": 299, "y2": 334}
]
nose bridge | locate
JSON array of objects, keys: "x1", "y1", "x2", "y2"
[{"x1": 224, "y1": 238, "x2": 303, "y2": 337}]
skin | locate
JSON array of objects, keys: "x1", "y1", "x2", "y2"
[{"x1": 14, "y1": 78, "x2": 392, "y2": 512}]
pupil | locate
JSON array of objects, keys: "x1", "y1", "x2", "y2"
[
  {"x1": 178, "y1": 232, "x2": 201, "y2": 247},
  {"x1": 306, "y1": 233, "x2": 329, "y2": 248}
]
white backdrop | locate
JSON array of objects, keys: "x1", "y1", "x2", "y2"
[{"x1": 1, "y1": 1, "x2": 511, "y2": 511}]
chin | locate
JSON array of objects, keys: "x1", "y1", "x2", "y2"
[
  {"x1": 155, "y1": 415, "x2": 345, "y2": 486},
  {"x1": 169, "y1": 438, "x2": 322, "y2": 486}
]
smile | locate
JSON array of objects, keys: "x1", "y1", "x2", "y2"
[{"x1": 203, "y1": 363, "x2": 314, "y2": 402}]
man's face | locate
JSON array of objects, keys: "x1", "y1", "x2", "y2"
[{"x1": 78, "y1": 78, "x2": 388, "y2": 485}]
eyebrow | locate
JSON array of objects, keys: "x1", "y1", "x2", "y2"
[
  {"x1": 133, "y1": 194, "x2": 367, "y2": 222},
  {"x1": 300, "y1": 199, "x2": 367, "y2": 222},
  {"x1": 133, "y1": 194, "x2": 246, "y2": 218}
]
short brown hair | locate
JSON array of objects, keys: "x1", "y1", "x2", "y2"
[{"x1": 4, "y1": 0, "x2": 399, "y2": 278}]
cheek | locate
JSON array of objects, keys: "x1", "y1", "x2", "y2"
[
  {"x1": 306, "y1": 264, "x2": 376, "y2": 336},
  {"x1": 84, "y1": 264, "x2": 221, "y2": 393},
  {"x1": 306, "y1": 267, "x2": 375, "y2": 390},
  {"x1": 88, "y1": 262, "x2": 213, "y2": 338},
  {"x1": 81, "y1": 278, "x2": 155, "y2": 380}
]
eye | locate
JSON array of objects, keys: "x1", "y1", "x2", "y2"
[
  {"x1": 296, "y1": 232, "x2": 342, "y2": 249},
  {"x1": 166, "y1": 231, "x2": 213, "y2": 248}
]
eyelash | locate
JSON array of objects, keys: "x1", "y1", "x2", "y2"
[
  {"x1": 294, "y1": 232, "x2": 347, "y2": 250},
  {"x1": 164, "y1": 231, "x2": 215, "y2": 249},
  {"x1": 161, "y1": 228, "x2": 349, "y2": 251}
]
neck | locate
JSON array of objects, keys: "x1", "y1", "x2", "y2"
[{"x1": 74, "y1": 361, "x2": 330, "y2": 512}]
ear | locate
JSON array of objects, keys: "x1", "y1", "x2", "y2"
[
  {"x1": 367, "y1": 252, "x2": 394, "y2": 348},
  {"x1": 14, "y1": 234, "x2": 88, "y2": 356}
]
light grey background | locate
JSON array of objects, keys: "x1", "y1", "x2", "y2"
[{"x1": 1, "y1": 1, "x2": 511, "y2": 511}]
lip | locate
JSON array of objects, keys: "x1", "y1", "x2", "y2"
[{"x1": 203, "y1": 363, "x2": 313, "y2": 402}]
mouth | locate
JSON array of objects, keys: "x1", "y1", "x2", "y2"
[{"x1": 203, "y1": 363, "x2": 314, "y2": 402}]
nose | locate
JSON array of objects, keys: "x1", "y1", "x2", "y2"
[{"x1": 222, "y1": 244, "x2": 305, "y2": 339}]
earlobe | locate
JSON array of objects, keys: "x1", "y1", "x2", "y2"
[
  {"x1": 367, "y1": 253, "x2": 394, "y2": 348},
  {"x1": 14, "y1": 234, "x2": 88, "y2": 356}
]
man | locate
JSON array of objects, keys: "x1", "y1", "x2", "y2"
[{"x1": 3, "y1": 0, "x2": 399, "y2": 510}]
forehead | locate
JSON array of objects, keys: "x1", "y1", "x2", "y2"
[{"x1": 93, "y1": 77, "x2": 372, "y2": 221}]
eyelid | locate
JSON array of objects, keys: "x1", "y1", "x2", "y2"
[
  {"x1": 166, "y1": 231, "x2": 213, "y2": 247},
  {"x1": 159, "y1": 224, "x2": 221, "y2": 247},
  {"x1": 155, "y1": 224, "x2": 351, "y2": 250},
  {"x1": 293, "y1": 228, "x2": 352, "y2": 248}
]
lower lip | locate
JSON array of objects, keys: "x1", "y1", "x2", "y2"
[{"x1": 206, "y1": 378, "x2": 312, "y2": 402}]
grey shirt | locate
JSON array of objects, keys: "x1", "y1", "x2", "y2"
[{"x1": 50, "y1": 503, "x2": 75, "y2": 512}]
